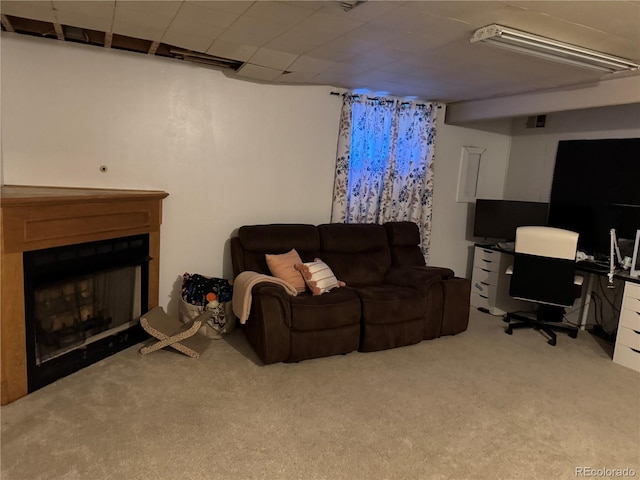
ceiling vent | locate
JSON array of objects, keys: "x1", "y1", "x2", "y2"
[{"x1": 526, "y1": 115, "x2": 547, "y2": 128}]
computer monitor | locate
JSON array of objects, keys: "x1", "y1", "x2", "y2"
[
  {"x1": 547, "y1": 202, "x2": 640, "y2": 256},
  {"x1": 548, "y1": 138, "x2": 640, "y2": 257},
  {"x1": 473, "y1": 199, "x2": 549, "y2": 241}
]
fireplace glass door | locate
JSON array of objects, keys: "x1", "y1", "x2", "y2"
[
  {"x1": 24, "y1": 235, "x2": 149, "y2": 391},
  {"x1": 33, "y1": 265, "x2": 141, "y2": 364}
]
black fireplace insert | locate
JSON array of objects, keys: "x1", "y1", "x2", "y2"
[{"x1": 23, "y1": 234, "x2": 150, "y2": 392}]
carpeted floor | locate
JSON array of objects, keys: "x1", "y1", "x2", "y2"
[{"x1": 1, "y1": 309, "x2": 639, "y2": 480}]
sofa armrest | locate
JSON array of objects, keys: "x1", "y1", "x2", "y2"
[
  {"x1": 251, "y1": 282, "x2": 293, "y2": 327},
  {"x1": 243, "y1": 282, "x2": 293, "y2": 364},
  {"x1": 420, "y1": 266, "x2": 455, "y2": 280},
  {"x1": 384, "y1": 266, "x2": 445, "y2": 293}
]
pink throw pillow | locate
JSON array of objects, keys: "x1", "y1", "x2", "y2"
[{"x1": 265, "y1": 249, "x2": 307, "y2": 293}]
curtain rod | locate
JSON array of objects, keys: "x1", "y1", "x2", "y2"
[{"x1": 330, "y1": 91, "x2": 440, "y2": 108}]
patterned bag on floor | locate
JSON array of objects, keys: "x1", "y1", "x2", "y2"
[{"x1": 180, "y1": 273, "x2": 234, "y2": 338}]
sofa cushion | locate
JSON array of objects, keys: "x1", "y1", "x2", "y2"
[
  {"x1": 318, "y1": 223, "x2": 391, "y2": 286},
  {"x1": 354, "y1": 284, "x2": 426, "y2": 325},
  {"x1": 289, "y1": 288, "x2": 361, "y2": 332},
  {"x1": 265, "y1": 249, "x2": 307, "y2": 293},
  {"x1": 238, "y1": 224, "x2": 320, "y2": 274}
]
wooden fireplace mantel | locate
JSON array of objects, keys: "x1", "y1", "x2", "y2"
[{"x1": 0, "y1": 185, "x2": 169, "y2": 405}]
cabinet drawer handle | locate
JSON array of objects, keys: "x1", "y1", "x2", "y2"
[
  {"x1": 480, "y1": 281, "x2": 490, "y2": 286},
  {"x1": 481, "y1": 268, "x2": 491, "y2": 273},
  {"x1": 479, "y1": 294, "x2": 488, "y2": 299},
  {"x1": 481, "y1": 259, "x2": 493, "y2": 264}
]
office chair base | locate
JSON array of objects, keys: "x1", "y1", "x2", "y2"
[{"x1": 504, "y1": 309, "x2": 578, "y2": 346}]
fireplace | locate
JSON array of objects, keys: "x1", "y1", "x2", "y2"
[
  {"x1": 23, "y1": 235, "x2": 149, "y2": 391},
  {"x1": 0, "y1": 185, "x2": 168, "y2": 404}
]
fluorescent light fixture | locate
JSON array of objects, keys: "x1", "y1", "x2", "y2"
[{"x1": 470, "y1": 24, "x2": 639, "y2": 73}]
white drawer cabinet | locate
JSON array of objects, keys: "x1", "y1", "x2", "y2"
[
  {"x1": 470, "y1": 246, "x2": 531, "y2": 316},
  {"x1": 613, "y1": 282, "x2": 640, "y2": 373}
]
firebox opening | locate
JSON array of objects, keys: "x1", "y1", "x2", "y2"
[{"x1": 23, "y1": 234, "x2": 150, "y2": 392}]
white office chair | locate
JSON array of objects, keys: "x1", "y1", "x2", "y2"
[{"x1": 504, "y1": 226, "x2": 583, "y2": 346}]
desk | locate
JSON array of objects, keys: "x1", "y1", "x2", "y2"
[
  {"x1": 576, "y1": 265, "x2": 640, "y2": 331},
  {"x1": 472, "y1": 244, "x2": 640, "y2": 372},
  {"x1": 470, "y1": 245, "x2": 532, "y2": 315}
]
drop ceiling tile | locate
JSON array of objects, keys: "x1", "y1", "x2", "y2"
[
  {"x1": 379, "y1": 61, "x2": 430, "y2": 78},
  {"x1": 215, "y1": 25, "x2": 287, "y2": 48},
  {"x1": 418, "y1": 1, "x2": 527, "y2": 29},
  {"x1": 342, "y1": 46, "x2": 412, "y2": 68},
  {"x1": 370, "y1": 3, "x2": 437, "y2": 31},
  {"x1": 242, "y1": 1, "x2": 315, "y2": 27},
  {"x1": 264, "y1": 26, "x2": 333, "y2": 54},
  {"x1": 51, "y1": 1, "x2": 114, "y2": 31},
  {"x1": 112, "y1": 1, "x2": 182, "y2": 41},
  {"x1": 273, "y1": 71, "x2": 318, "y2": 83},
  {"x1": 364, "y1": 68, "x2": 420, "y2": 86},
  {"x1": 305, "y1": 39, "x2": 371, "y2": 63},
  {"x1": 387, "y1": 31, "x2": 460, "y2": 57},
  {"x1": 279, "y1": 1, "x2": 329, "y2": 12},
  {"x1": 317, "y1": 0, "x2": 402, "y2": 22},
  {"x1": 163, "y1": 25, "x2": 225, "y2": 53},
  {"x1": 0, "y1": 1, "x2": 56, "y2": 22},
  {"x1": 340, "y1": 23, "x2": 403, "y2": 46},
  {"x1": 206, "y1": 39, "x2": 258, "y2": 62},
  {"x1": 171, "y1": 2, "x2": 241, "y2": 30},
  {"x1": 163, "y1": 3, "x2": 233, "y2": 52},
  {"x1": 186, "y1": 1, "x2": 252, "y2": 15},
  {"x1": 287, "y1": 55, "x2": 335, "y2": 74},
  {"x1": 600, "y1": 34, "x2": 640, "y2": 60},
  {"x1": 248, "y1": 48, "x2": 298, "y2": 70},
  {"x1": 512, "y1": 1, "x2": 640, "y2": 38},
  {"x1": 262, "y1": 11, "x2": 366, "y2": 55},
  {"x1": 235, "y1": 63, "x2": 283, "y2": 81},
  {"x1": 293, "y1": 11, "x2": 365, "y2": 39},
  {"x1": 378, "y1": 5, "x2": 471, "y2": 42},
  {"x1": 115, "y1": 1, "x2": 182, "y2": 18},
  {"x1": 312, "y1": 61, "x2": 371, "y2": 81}
]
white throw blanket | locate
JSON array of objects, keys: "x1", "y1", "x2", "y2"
[{"x1": 232, "y1": 271, "x2": 298, "y2": 324}]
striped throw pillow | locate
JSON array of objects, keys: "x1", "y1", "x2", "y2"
[{"x1": 295, "y1": 258, "x2": 346, "y2": 295}]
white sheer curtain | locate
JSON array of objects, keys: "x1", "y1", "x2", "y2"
[{"x1": 331, "y1": 94, "x2": 438, "y2": 261}]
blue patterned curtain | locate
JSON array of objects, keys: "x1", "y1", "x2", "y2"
[{"x1": 331, "y1": 94, "x2": 438, "y2": 261}]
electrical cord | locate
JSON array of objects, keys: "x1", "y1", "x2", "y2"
[{"x1": 597, "y1": 275, "x2": 623, "y2": 314}]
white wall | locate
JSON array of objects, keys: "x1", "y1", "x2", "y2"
[
  {"x1": 1, "y1": 33, "x2": 342, "y2": 313},
  {"x1": 504, "y1": 103, "x2": 640, "y2": 201},
  {"x1": 1, "y1": 33, "x2": 517, "y2": 306},
  {"x1": 429, "y1": 111, "x2": 512, "y2": 277}
]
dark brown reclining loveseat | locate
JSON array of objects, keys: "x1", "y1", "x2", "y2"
[{"x1": 230, "y1": 222, "x2": 470, "y2": 364}]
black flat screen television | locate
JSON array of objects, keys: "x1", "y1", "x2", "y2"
[
  {"x1": 547, "y1": 138, "x2": 640, "y2": 256},
  {"x1": 473, "y1": 199, "x2": 549, "y2": 241}
]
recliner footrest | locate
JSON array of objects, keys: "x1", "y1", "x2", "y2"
[{"x1": 440, "y1": 277, "x2": 471, "y2": 336}]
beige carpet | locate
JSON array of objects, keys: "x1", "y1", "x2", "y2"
[{"x1": 1, "y1": 309, "x2": 639, "y2": 480}]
